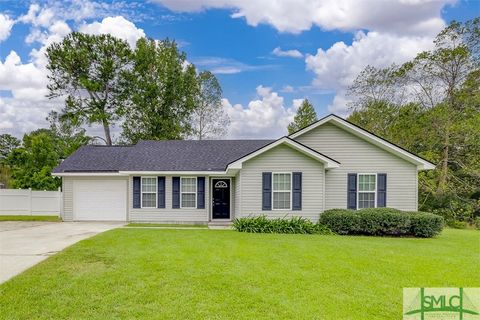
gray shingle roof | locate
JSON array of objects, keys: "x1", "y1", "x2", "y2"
[{"x1": 53, "y1": 140, "x2": 274, "y2": 173}]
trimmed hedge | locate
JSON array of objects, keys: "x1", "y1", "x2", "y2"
[
  {"x1": 233, "y1": 216, "x2": 333, "y2": 235},
  {"x1": 320, "y1": 208, "x2": 444, "y2": 238}
]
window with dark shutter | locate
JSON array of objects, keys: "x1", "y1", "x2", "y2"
[
  {"x1": 347, "y1": 173, "x2": 357, "y2": 210},
  {"x1": 377, "y1": 173, "x2": 387, "y2": 207},
  {"x1": 172, "y1": 177, "x2": 180, "y2": 209},
  {"x1": 133, "y1": 176, "x2": 141, "y2": 208},
  {"x1": 262, "y1": 172, "x2": 272, "y2": 210},
  {"x1": 197, "y1": 177, "x2": 205, "y2": 209},
  {"x1": 292, "y1": 172, "x2": 302, "y2": 210},
  {"x1": 157, "y1": 177, "x2": 165, "y2": 208}
]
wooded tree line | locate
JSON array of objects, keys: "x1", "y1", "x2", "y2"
[{"x1": 347, "y1": 18, "x2": 480, "y2": 225}]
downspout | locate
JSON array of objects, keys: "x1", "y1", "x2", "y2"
[{"x1": 322, "y1": 167, "x2": 326, "y2": 214}]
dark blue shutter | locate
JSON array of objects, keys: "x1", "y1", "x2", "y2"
[
  {"x1": 377, "y1": 173, "x2": 387, "y2": 207},
  {"x1": 347, "y1": 173, "x2": 357, "y2": 210},
  {"x1": 197, "y1": 177, "x2": 205, "y2": 209},
  {"x1": 292, "y1": 172, "x2": 302, "y2": 210},
  {"x1": 172, "y1": 177, "x2": 180, "y2": 209},
  {"x1": 262, "y1": 172, "x2": 272, "y2": 210},
  {"x1": 157, "y1": 177, "x2": 165, "y2": 208},
  {"x1": 133, "y1": 176, "x2": 141, "y2": 208}
]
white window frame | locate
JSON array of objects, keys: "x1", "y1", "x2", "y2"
[
  {"x1": 357, "y1": 173, "x2": 377, "y2": 209},
  {"x1": 180, "y1": 177, "x2": 197, "y2": 209},
  {"x1": 272, "y1": 172, "x2": 292, "y2": 211},
  {"x1": 141, "y1": 176, "x2": 157, "y2": 208}
]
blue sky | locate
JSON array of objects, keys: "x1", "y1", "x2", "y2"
[{"x1": 0, "y1": 0, "x2": 478, "y2": 139}]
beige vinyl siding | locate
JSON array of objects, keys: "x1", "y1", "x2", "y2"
[
  {"x1": 61, "y1": 176, "x2": 128, "y2": 221},
  {"x1": 239, "y1": 144, "x2": 324, "y2": 222},
  {"x1": 295, "y1": 123, "x2": 418, "y2": 211},
  {"x1": 62, "y1": 177, "x2": 73, "y2": 221},
  {"x1": 129, "y1": 175, "x2": 209, "y2": 223},
  {"x1": 234, "y1": 173, "x2": 241, "y2": 220}
]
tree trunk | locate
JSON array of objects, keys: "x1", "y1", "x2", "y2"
[
  {"x1": 437, "y1": 127, "x2": 449, "y2": 193},
  {"x1": 198, "y1": 116, "x2": 203, "y2": 140},
  {"x1": 102, "y1": 119, "x2": 113, "y2": 145}
]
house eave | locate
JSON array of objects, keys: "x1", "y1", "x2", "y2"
[{"x1": 52, "y1": 172, "x2": 128, "y2": 177}]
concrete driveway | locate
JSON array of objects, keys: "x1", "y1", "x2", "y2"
[{"x1": 0, "y1": 221, "x2": 123, "y2": 283}]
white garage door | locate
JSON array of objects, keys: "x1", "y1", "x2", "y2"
[{"x1": 73, "y1": 179, "x2": 127, "y2": 221}]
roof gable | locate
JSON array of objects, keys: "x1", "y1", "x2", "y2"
[
  {"x1": 289, "y1": 114, "x2": 435, "y2": 170},
  {"x1": 227, "y1": 137, "x2": 340, "y2": 170}
]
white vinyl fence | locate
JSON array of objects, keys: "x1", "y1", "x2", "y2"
[{"x1": 0, "y1": 188, "x2": 62, "y2": 216}]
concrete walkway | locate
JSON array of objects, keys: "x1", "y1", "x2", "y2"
[{"x1": 0, "y1": 221, "x2": 123, "y2": 284}]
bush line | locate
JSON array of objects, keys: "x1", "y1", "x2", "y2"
[
  {"x1": 320, "y1": 208, "x2": 444, "y2": 238},
  {"x1": 233, "y1": 208, "x2": 444, "y2": 238},
  {"x1": 233, "y1": 216, "x2": 333, "y2": 235}
]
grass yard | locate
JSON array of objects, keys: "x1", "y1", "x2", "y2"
[
  {"x1": 0, "y1": 229, "x2": 478, "y2": 319},
  {"x1": 0, "y1": 215, "x2": 60, "y2": 222}
]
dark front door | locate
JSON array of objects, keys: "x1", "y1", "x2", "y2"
[{"x1": 212, "y1": 179, "x2": 230, "y2": 219}]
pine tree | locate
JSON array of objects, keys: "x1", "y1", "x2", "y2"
[{"x1": 287, "y1": 99, "x2": 318, "y2": 134}]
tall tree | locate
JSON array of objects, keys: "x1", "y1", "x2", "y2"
[
  {"x1": 0, "y1": 134, "x2": 20, "y2": 161},
  {"x1": 348, "y1": 64, "x2": 407, "y2": 110},
  {"x1": 0, "y1": 164, "x2": 12, "y2": 188},
  {"x1": 399, "y1": 18, "x2": 479, "y2": 193},
  {"x1": 121, "y1": 38, "x2": 198, "y2": 143},
  {"x1": 6, "y1": 131, "x2": 61, "y2": 190},
  {"x1": 47, "y1": 111, "x2": 92, "y2": 158},
  {"x1": 190, "y1": 71, "x2": 229, "y2": 140},
  {"x1": 46, "y1": 32, "x2": 132, "y2": 145},
  {"x1": 287, "y1": 99, "x2": 318, "y2": 134}
]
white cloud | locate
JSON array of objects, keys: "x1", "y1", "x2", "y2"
[
  {"x1": 306, "y1": 31, "x2": 435, "y2": 91},
  {"x1": 280, "y1": 85, "x2": 295, "y2": 93},
  {"x1": 0, "y1": 50, "x2": 63, "y2": 135},
  {"x1": 19, "y1": 1, "x2": 145, "y2": 25},
  {"x1": 223, "y1": 86, "x2": 296, "y2": 138},
  {"x1": 0, "y1": 14, "x2": 14, "y2": 42},
  {"x1": 153, "y1": 0, "x2": 452, "y2": 117},
  {"x1": 0, "y1": 97, "x2": 63, "y2": 134},
  {"x1": 79, "y1": 16, "x2": 145, "y2": 47},
  {"x1": 194, "y1": 57, "x2": 274, "y2": 74},
  {"x1": 0, "y1": 51, "x2": 48, "y2": 97},
  {"x1": 153, "y1": 0, "x2": 453, "y2": 35},
  {"x1": 326, "y1": 91, "x2": 350, "y2": 116},
  {"x1": 272, "y1": 47, "x2": 303, "y2": 58},
  {"x1": 305, "y1": 30, "x2": 436, "y2": 114},
  {"x1": 32, "y1": 7, "x2": 54, "y2": 27}
]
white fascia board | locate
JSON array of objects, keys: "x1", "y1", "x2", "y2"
[
  {"x1": 52, "y1": 172, "x2": 128, "y2": 177},
  {"x1": 227, "y1": 137, "x2": 339, "y2": 170},
  {"x1": 119, "y1": 171, "x2": 230, "y2": 176},
  {"x1": 54, "y1": 171, "x2": 237, "y2": 177},
  {"x1": 290, "y1": 115, "x2": 435, "y2": 170}
]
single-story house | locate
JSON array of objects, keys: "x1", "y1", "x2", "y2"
[{"x1": 52, "y1": 114, "x2": 435, "y2": 223}]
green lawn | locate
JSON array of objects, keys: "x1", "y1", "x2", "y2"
[
  {"x1": 126, "y1": 223, "x2": 208, "y2": 228},
  {"x1": 0, "y1": 229, "x2": 478, "y2": 319},
  {"x1": 0, "y1": 215, "x2": 60, "y2": 222}
]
